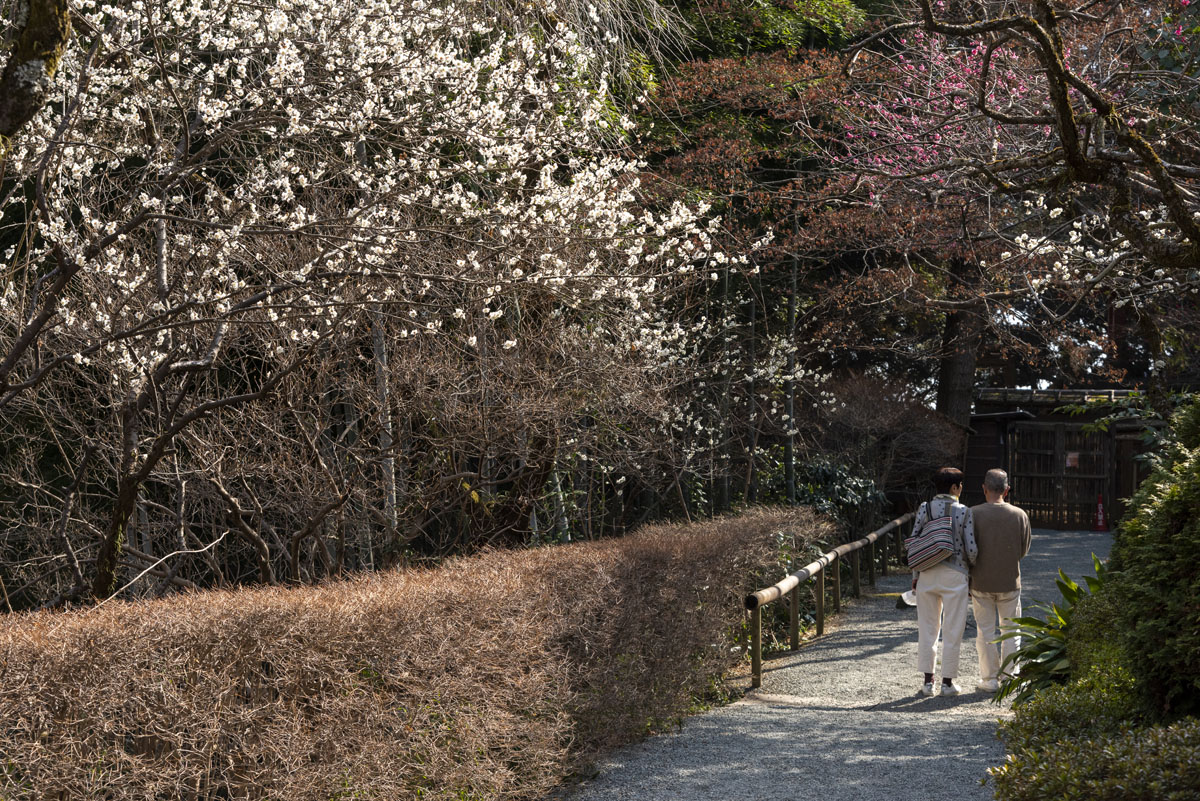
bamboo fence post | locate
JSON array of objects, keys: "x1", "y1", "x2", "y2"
[
  {"x1": 832, "y1": 554, "x2": 841, "y2": 612},
  {"x1": 790, "y1": 582, "x2": 800, "y2": 650},
  {"x1": 851, "y1": 549, "x2": 861, "y2": 598},
  {"x1": 815, "y1": 568, "x2": 825, "y2": 636},
  {"x1": 867, "y1": 539, "x2": 876, "y2": 586},
  {"x1": 751, "y1": 606, "x2": 762, "y2": 688}
]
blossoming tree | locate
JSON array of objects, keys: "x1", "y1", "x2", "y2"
[
  {"x1": 0, "y1": 0, "x2": 733, "y2": 603},
  {"x1": 837, "y1": 0, "x2": 1200, "y2": 408}
]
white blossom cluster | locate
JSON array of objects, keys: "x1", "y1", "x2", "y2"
[
  {"x1": 998, "y1": 196, "x2": 1200, "y2": 310},
  {"x1": 605, "y1": 280, "x2": 836, "y2": 471},
  {"x1": 0, "y1": 0, "x2": 726, "y2": 399}
]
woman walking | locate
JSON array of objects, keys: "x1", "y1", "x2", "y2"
[{"x1": 911, "y1": 467, "x2": 978, "y2": 696}]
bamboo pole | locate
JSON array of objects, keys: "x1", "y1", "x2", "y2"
[
  {"x1": 751, "y1": 606, "x2": 762, "y2": 688},
  {"x1": 789, "y1": 582, "x2": 800, "y2": 650},
  {"x1": 851, "y1": 549, "x2": 861, "y2": 598},
  {"x1": 815, "y1": 569, "x2": 825, "y2": 636},
  {"x1": 832, "y1": 554, "x2": 841, "y2": 612},
  {"x1": 745, "y1": 514, "x2": 913, "y2": 610},
  {"x1": 868, "y1": 540, "x2": 876, "y2": 586}
]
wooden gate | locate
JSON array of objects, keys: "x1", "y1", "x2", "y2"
[{"x1": 1008, "y1": 422, "x2": 1111, "y2": 529}]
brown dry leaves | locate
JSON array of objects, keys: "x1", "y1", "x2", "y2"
[{"x1": 0, "y1": 506, "x2": 831, "y2": 800}]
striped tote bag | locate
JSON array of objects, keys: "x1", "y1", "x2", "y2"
[{"x1": 905, "y1": 501, "x2": 956, "y2": 571}]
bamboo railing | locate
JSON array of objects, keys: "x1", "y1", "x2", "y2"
[{"x1": 743, "y1": 512, "x2": 916, "y2": 688}]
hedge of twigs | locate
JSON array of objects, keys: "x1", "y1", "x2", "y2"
[{"x1": 0, "y1": 506, "x2": 832, "y2": 800}]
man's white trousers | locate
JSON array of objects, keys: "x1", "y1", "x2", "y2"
[{"x1": 971, "y1": 589, "x2": 1022, "y2": 682}]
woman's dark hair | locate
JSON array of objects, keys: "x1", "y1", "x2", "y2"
[{"x1": 933, "y1": 467, "x2": 965, "y2": 494}]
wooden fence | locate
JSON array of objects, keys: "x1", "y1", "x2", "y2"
[{"x1": 743, "y1": 513, "x2": 916, "y2": 688}]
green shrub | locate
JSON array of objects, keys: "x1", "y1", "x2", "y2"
[
  {"x1": 995, "y1": 558, "x2": 1106, "y2": 705},
  {"x1": 997, "y1": 660, "x2": 1145, "y2": 754},
  {"x1": 1170, "y1": 398, "x2": 1200, "y2": 449},
  {"x1": 1066, "y1": 579, "x2": 1130, "y2": 679},
  {"x1": 791, "y1": 459, "x2": 886, "y2": 529},
  {"x1": 990, "y1": 718, "x2": 1200, "y2": 801},
  {"x1": 1111, "y1": 399, "x2": 1200, "y2": 719},
  {"x1": 989, "y1": 401, "x2": 1200, "y2": 801}
]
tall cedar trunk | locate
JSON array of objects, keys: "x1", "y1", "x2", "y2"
[{"x1": 935, "y1": 307, "x2": 982, "y2": 465}]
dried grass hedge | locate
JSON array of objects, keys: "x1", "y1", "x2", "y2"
[{"x1": 0, "y1": 506, "x2": 832, "y2": 800}]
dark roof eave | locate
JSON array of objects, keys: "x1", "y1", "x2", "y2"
[{"x1": 969, "y1": 409, "x2": 1037, "y2": 421}]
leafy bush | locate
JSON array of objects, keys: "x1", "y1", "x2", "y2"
[
  {"x1": 996, "y1": 555, "x2": 1148, "y2": 751},
  {"x1": 989, "y1": 400, "x2": 1200, "y2": 801},
  {"x1": 792, "y1": 459, "x2": 887, "y2": 529},
  {"x1": 682, "y1": 0, "x2": 866, "y2": 54},
  {"x1": 990, "y1": 718, "x2": 1200, "y2": 801},
  {"x1": 1066, "y1": 576, "x2": 1131, "y2": 679},
  {"x1": 995, "y1": 557, "x2": 1106, "y2": 705},
  {"x1": 0, "y1": 507, "x2": 832, "y2": 800},
  {"x1": 996, "y1": 660, "x2": 1145, "y2": 755},
  {"x1": 1111, "y1": 398, "x2": 1200, "y2": 718}
]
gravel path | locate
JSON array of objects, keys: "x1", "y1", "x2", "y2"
[{"x1": 563, "y1": 527, "x2": 1111, "y2": 801}]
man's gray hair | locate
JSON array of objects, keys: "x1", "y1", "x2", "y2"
[{"x1": 984, "y1": 468, "x2": 1009, "y2": 493}]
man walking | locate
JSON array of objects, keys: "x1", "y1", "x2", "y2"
[{"x1": 969, "y1": 468, "x2": 1032, "y2": 692}]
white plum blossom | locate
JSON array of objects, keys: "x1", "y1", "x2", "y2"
[{"x1": 0, "y1": 0, "x2": 730, "y2": 403}]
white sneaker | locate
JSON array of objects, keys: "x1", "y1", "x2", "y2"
[
  {"x1": 976, "y1": 679, "x2": 1000, "y2": 692},
  {"x1": 941, "y1": 680, "x2": 962, "y2": 696},
  {"x1": 920, "y1": 682, "x2": 936, "y2": 696}
]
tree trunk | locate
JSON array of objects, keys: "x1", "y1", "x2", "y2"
[
  {"x1": 371, "y1": 309, "x2": 395, "y2": 567},
  {"x1": 92, "y1": 476, "x2": 140, "y2": 598},
  {"x1": 0, "y1": 0, "x2": 71, "y2": 151},
  {"x1": 551, "y1": 464, "x2": 570, "y2": 543},
  {"x1": 1138, "y1": 311, "x2": 1171, "y2": 418},
  {"x1": 935, "y1": 306, "x2": 982, "y2": 466},
  {"x1": 93, "y1": 398, "x2": 143, "y2": 598},
  {"x1": 785, "y1": 257, "x2": 797, "y2": 505},
  {"x1": 717, "y1": 267, "x2": 732, "y2": 512},
  {"x1": 743, "y1": 290, "x2": 758, "y2": 503}
]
